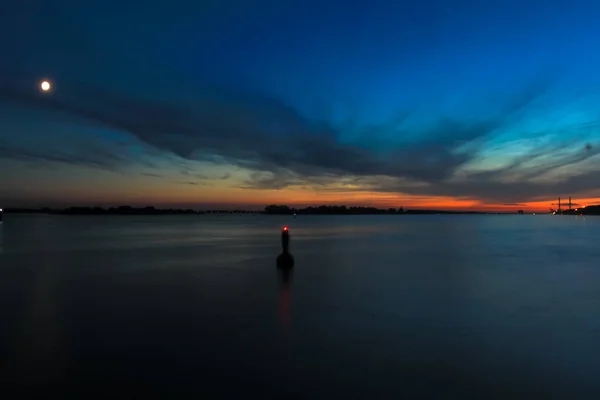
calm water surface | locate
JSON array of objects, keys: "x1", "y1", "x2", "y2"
[{"x1": 1, "y1": 214, "x2": 600, "y2": 398}]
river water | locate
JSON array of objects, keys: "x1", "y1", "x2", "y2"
[{"x1": 1, "y1": 214, "x2": 599, "y2": 398}]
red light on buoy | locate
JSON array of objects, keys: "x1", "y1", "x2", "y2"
[{"x1": 283, "y1": 226, "x2": 288, "y2": 232}]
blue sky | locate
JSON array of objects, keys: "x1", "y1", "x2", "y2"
[{"x1": 1, "y1": 0, "x2": 600, "y2": 209}]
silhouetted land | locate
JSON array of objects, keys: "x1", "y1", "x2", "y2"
[
  {"x1": 266, "y1": 204, "x2": 600, "y2": 215},
  {"x1": 3, "y1": 204, "x2": 599, "y2": 216},
  {"x1": 265, "y1": 205, "x2": 491, "y2": 215},
  {"x1": 558, "y1": 205, "x2": 600, "y2": 216},
  {"x1": 2, "y1": 205, "x2": 486, "y2": 215}
]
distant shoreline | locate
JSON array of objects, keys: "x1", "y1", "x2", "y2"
[
  {"x1": 1, "y1": 205, "x2": 531, "y2": 216},
  {"x1": 2, "y1": 204, "x2": 599, "y2": 216}
]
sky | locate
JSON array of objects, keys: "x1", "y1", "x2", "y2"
[{"x1": 1, "y1": 0, "x2": 600, "y2": 211}]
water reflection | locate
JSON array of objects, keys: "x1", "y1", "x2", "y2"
[{"x1": 277, "y1": 268, "x2": 293, "y2": 328}]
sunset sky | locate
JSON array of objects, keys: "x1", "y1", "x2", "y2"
[{"x1": 2, "y1": 0, "x2": 600, "y2": 211}]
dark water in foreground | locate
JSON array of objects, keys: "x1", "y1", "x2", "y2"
[{"x1": 1, "y1": 214, "x2": 600, "y2": 398}]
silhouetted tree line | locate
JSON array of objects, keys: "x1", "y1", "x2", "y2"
[
  {"x1": 264, "y1": 204, "x2": 528, "y2": 215},
  {"x1": 4, "y1": 204, "x2": 600, "y2": 216},
  {"x1": 263, "y1": 204, "x2": 486, "y2": 215},
  {"x1": 265, "y1": 204, "x2": 405, "y2": 214}
]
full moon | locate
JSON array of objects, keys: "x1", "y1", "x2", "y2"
[{"x1": 40, "y1": 80, "x2": 51, "y2": 91}]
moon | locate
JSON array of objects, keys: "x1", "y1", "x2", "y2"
[{"x1": 40, "y1": 80, "x2": 51, "y2": 91}]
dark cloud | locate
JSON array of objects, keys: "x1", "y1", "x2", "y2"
[
  {"x1": 1, "y1": 73, "x2": 598, "y2": 203},
  {"x1": 176, "y1": 181, "x2": 201, "y2": 186},
  {"x1": 363, "y1": 167, "x2": 600, "y2": 204},
  {"x1": 0, "y1": 144, "x2": 123, "y2": 172},
  {"x1": 143, "y1": 172, "x2": 163, "y2": 178}
]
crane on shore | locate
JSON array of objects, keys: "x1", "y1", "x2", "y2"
[{"x1": 549, "y1": 196, "x2": 589, "y2": 215}]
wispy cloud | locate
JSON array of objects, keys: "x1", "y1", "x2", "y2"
[
  {"x1": 175, "y1": 181, "x2": 202, "y2": 186},
  {"x1": 142, "y1": 172, "x2": 163, "y2": 178},
  {"x1": 1, "y1": 73, "x2": 598, "y2": 203}
]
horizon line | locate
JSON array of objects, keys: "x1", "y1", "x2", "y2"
[
  {"x1": 0, "y1": 204, "x2": 559, "y2": 214},
  {"x1": 1, "y1": 200, "x2": 595, "y2": 213}
]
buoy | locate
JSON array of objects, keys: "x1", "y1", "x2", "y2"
[{"x1": 277, "y1": 225, "x2": 294, "y2": 269}]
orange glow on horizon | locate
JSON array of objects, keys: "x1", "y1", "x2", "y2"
[
  {"x1": 7, "y1": 164, "x2": 600, "y2": 212},
  {"x1": 44, "y1": 182, "x2": 600, "y2": 212}
]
